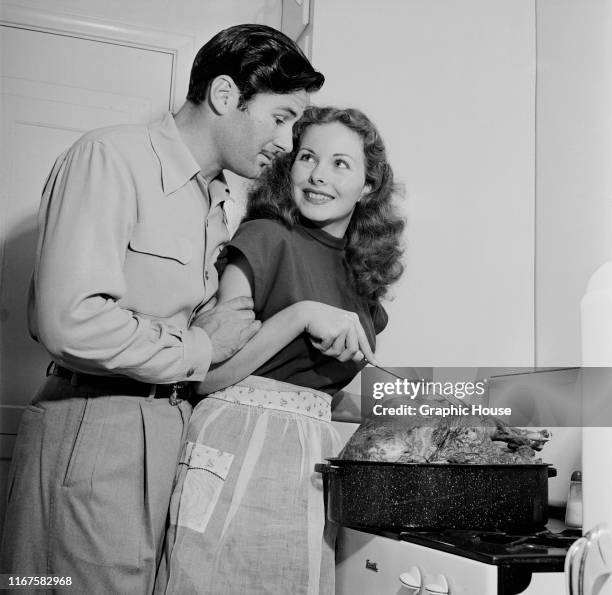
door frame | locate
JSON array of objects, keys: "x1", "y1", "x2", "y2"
[{"x1": 1, "y1": 3, "x2": 194, "y2": 111}]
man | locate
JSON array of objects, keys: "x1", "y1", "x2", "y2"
[{"x1": 0, "y1": 24, "x2": 323, "y2": 594}]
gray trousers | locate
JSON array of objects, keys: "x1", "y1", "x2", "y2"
[{"x1": 0, "y1": 375, "x2": 191, "y2": 595}]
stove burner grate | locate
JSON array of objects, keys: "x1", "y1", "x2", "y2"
[{"x1": 397, "y1": 527, "x2": 580, "y2": 569}]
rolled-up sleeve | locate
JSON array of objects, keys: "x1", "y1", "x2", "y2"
[{"x1": 29, "y1": 138, "x2": 212, "y2": 383}]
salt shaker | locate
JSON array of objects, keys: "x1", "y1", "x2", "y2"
[{"x1": 565, "y1": 470, "x2": 583, "y2": 528}]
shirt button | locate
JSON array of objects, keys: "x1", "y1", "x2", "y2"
[
  {"x1": 186, "y1": 368, "x2": 194, "y2": 378},
  {"x1": 205, "y1": 270, "x2": 209, "y2": 280}
]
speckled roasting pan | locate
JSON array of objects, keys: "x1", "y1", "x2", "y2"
[{"x1": 314, "y1": 459, "x2": 557, "y2": 532}]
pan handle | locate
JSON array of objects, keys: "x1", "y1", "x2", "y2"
[
  {"x1": 548, "y1": 467, "x2": 558, "y2": 478},
  {"x1": 315, "y1": 462, "x2": 340, "y2": 474}
]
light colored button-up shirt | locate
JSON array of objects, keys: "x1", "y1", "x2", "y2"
[{"x1": 28, "y1": 113, "x2": 230, "y2": 383}]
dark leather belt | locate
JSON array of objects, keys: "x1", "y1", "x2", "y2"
[{"x1": 49, "y1": 363, "x2": 190, "y2": 405}]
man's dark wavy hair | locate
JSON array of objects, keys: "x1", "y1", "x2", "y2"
[
  {"x1": 245, "y1": 105, "x2": 406, "y2": 303},
  {"x1": 187, "y1": 24, "x2": 324, "y2": 107}
]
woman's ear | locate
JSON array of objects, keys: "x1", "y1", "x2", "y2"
[
  {"x1": 359, "y1": 184, "x2": 372, "y2": 202},
  {"x1": 208, "y1": 75, "x2": 240, "y2": 115}
]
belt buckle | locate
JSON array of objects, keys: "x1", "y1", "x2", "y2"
[{"x1": 169, "y1": 383, "x2": 184, "y2": 406}]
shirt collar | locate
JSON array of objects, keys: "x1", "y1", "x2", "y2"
[
  {"x1": 148, "y1": 112, "x2": 224, "y2": 198},
  {"x1": 298, "y1": 219, "x2": 347, "y2": 250},
  {"x1": 196, "y1": 172, "x2": 232, "y2": 208}
]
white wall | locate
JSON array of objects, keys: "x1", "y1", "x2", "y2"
[
  {"x1": 535, "y1": 0, "x2": 612, "y2": 367},
  {"x1": 311, "y1": 0, "x2": 536, "y2": 367}
]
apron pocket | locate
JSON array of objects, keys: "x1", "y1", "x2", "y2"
[{"x1": 175, "y1": 441, "x2": 234, "y2": 533}]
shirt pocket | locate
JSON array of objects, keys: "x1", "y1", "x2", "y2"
[
  {"x1": 172, "y1": 441, "x2": 234, "y2": 534},
  {"x1": 123, "y1": 223, "x2": 200, "y2": 318},
  {"x1": 129, "y1": 224, "x2": 192, "y2": 264}
]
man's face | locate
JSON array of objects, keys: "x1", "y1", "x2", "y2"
[{"x1": 222, "y1": 90, "x2": 309, "y2": 178}]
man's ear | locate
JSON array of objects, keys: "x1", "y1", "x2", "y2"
[{"x1": 208, "y1": 75, "x2": 240, "y2": 115}]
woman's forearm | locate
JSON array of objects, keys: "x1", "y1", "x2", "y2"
[{"x1": 193, "y1": 302, "x2": 307, "y2": 395}]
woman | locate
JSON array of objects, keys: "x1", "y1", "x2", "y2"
[{"x1": 155, "y1": 106, "x2": 405, "y2": 594}]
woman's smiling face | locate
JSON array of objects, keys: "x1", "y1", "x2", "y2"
[{"x1": 290, "y1": 122, "x2": 369, "y2": 238}]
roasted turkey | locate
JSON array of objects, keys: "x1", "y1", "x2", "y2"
[{"x1": 339, "y1": 399, "x2": 551, "y2": 464}]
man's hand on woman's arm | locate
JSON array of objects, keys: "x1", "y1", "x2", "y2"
[
  {"x1": 190, "y1": 296, "x2": 261, "y2": 363},
  {"x1": 192, "y1": 299, "x2": 376, "y2": 396},
  {"x1": 191, "y1": 254, "x2": 377, "y2": 396}
]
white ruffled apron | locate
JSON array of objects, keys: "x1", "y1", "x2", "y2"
[{"x1": 155, "y1": 375, "x2": 343, "y2": 595}]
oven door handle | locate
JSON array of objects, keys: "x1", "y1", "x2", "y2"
[
  {"x1": 565, "y1": 535, "x2": 587, "y2": 595},
  {"x1": 566, "y1": 524, "x2": 612, "y2": 595}
]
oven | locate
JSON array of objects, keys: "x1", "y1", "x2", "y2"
[{"x1": 335, "y1": 523, "x2": 575, "y2": 595}]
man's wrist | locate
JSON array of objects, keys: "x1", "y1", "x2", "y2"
[{"x1": 182, "y1": 326, "x2": 213, "y2": 380}]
